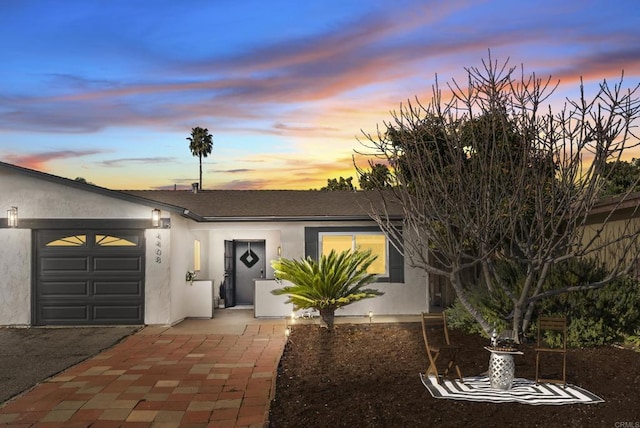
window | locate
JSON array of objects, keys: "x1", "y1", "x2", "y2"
[
  {"x1": 45, "y1": 234, "x2": 138, "y2": 247},
  {"x1": 194, "y1": 240, "x2": 201, "y2": 271},
  {"x1": 305, "y1": 226, "x2": 403, "y2": 283},
  {"x1": 46, "y1": 235, "x2": 87, "y2": 247},
  {"x1": 320, "y1": 232, "x2": 387, "y2": 275},
  {"x1": 95, "y1": 234, "x2": 137, "y2": 247}
]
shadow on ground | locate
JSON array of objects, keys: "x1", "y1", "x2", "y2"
[{"x1": 0, "y1": 326, "x2": 139, "y2": 404}]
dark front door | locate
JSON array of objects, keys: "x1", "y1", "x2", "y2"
[
  {"x1": 33, "y1": 230, "x2": 145, "y2": 325},
  {"x1": 223, "y1": 240, "x2": 266, "y2": 307},
  {"x1": 234, "y1": 240, "x2": 265, "y2": 305}
]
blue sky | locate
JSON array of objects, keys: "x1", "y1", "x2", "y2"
[{"x1": 1, "y1": 0, "x2": 639, "y2": 189}]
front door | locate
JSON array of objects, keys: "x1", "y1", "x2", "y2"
[{"x1": 234, "y1": 240, "x2": 266, "y2": 305}]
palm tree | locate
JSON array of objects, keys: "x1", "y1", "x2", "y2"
[
  {"x1": 271, "y1": 249, "x2": 384, "y2": 330},
  {"x1": 187, "y1": 126, "x2": 213, "y2": 190}
]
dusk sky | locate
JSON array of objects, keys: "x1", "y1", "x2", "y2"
[{"x1": 1, "y1": 0, "x2": 639, "y2": 190}]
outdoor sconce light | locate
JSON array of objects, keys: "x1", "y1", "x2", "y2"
[
  {"x1": 151, "y1": 209, "x2": 161, "y2": 228},
  {"x1": 277, "y1": 245, "x2": 282, "y2": 257},
  {"x1": 7, "y1": 206, "x2": 18, "y2": 228}
]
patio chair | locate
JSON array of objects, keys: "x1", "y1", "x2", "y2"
[
  {"x1": 535, "y1": 316, "x2": 568, "y2": 387},
  {"x1": 421, "y1": 312, "x2": 463, "y2": 384}
]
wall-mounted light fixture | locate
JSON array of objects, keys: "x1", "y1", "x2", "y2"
[
  {"x1": 151, "y1": 209, "x2": 161, "y2": 228},
  {"x1": 277, "y1": 245, "x2": 282, "y2": 257},
  {"x1": 7, "y1": 206, "x2": 18, "y2": 228}
]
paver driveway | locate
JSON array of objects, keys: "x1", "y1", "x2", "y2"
[{"x1": 0, "y1": 310, "x2": 287, "y2": 427}]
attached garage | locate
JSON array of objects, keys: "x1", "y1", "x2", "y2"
[{"x1": 33, "y1": 229, "x2": 145, "y2": 325}]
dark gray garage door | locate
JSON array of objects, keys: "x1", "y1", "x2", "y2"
[{"x1": 34, "y1": 230, "x2": 145, "y2": 325}]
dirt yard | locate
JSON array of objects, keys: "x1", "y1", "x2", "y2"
[{"x1": 269, "y1": 323, "x2": 640, "y2": 427}]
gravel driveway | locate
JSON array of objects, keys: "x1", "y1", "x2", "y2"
[{"x1": 0, "y1": 326, "x2": 139, "y2": 404}]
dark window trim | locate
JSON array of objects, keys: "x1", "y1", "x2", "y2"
[
  {"x1": 304, "y1": 226, "x2": 404, "y2": 283},
  {"x1": 13, "y1": 218, "x2": 153, "y2": 230}
]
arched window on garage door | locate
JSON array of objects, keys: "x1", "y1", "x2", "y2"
[{"x1": 45, "y1": 234, "x2": 139, "y2": 247}]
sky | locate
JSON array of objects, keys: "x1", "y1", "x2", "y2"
[{"x1": 1, "y1": 0, "x2": 639, "y2": 190}]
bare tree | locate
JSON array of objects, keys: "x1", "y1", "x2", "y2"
[{"x1": 357, "y1": 55, "x2": 640, "y2": 341}]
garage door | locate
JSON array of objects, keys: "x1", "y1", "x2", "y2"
[{"x1": 34, "y1": 230, "x2": 145, "y2": 325}]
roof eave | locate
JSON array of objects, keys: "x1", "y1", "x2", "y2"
[{"x1": 199, "y1": 215, "x2": 403, "y2": 223}]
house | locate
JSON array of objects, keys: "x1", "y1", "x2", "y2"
[
  {"x1": 0, "y1": 161, "x2": 432, "y2": 326},
  {"x1": 581, "y1": 190, "x2": 640, "y2": 277}
]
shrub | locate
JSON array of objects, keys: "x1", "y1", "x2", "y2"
[
  {"x1": 271, "y1": 249, "x2": 384, "y2": 330},
  {"x1": 445, "y1": 258, "x2": 640, "y2": 347},
  {"x1": 539, "y1": 260, "x2": 640, "y2": 347},
  {"x1": 445, "y1": 285, "x2": 512, "y2": 338}
]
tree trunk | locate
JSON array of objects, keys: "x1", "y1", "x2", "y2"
[
  {"x1": 199, "y1": 154, "x2": 203, "y2": 189},
  {"x1": 449, "y1": 273, "x2": 493, "y2": 334},
  {"x1": 319, "y1": 308, "x2": 335, "y2": 330}
]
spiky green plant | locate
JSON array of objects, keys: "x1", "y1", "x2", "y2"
[{"x1": 271, "y1": 249, "x2": 384, "y2": 330}]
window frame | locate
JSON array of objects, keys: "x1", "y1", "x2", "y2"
[
  {"x1": 305, "y1": 226, "x2": 404, "y2": 283},
  {"x1": 319, "y1": 231, "x2": 389, "y2": 276}
]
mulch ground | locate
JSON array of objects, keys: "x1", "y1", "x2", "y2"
[{"x1": 268, "y1": 323, "x2": 640, "y2": 428}]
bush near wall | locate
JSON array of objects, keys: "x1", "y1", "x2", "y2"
[
  {"x1": 445, "y1": 258, "x2": 640, "y2": 348},
  {"x1": 539, "y1": 263, "x2": 640, "y2": 347}
]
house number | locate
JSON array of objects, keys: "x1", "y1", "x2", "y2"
[{"x1": 155, "y1": 233, "x2": 162, "y2": 264}]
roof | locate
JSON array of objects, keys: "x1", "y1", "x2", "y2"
[
  {"x1": 0, "y1": 160, "x2": 182, "y2": 213},
  {"x1": 1, "y1": 160, "x2": 401, "y2": 222},
  {"x1": 124, "y1": 189, "x2": 402, "y2": 221}
]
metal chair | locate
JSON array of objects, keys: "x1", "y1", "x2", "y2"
[
  {"x1": 535, "y1": 316, "x2": 568, "y2": 387},
  {"x1": 421, "y1": 312, "x2": 463, "y2": 384}
]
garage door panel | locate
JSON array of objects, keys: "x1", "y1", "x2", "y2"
[
  {"x1": 38, "y1": 281, "x2": 89, "y2": 296},
  {"x1": 38, "y1": 305, "x2": 89, "y2": 322},
  {"x1": 40, "y1": 257, "x2": 89, "y2": 273},
  {"x1": 93, "y1": 257, "x2": 142, "y2": 272},
  {"x1": 93, "y1": 305, "x2": 142, "y2": 321},
  {"x1": 93, "y1": 281, "x2": 142, "y2": 296}
]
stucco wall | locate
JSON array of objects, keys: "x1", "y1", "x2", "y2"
[
  {"x1": 0, "y1": 229, "x2": 32, "y2": 325},
  {"x1": 188, "y1": 220, "x2": 429, "y2": 316},
  {"x1": 2, "y1": 169, "x2": 153, "y2": 219},
  {"x1": 0, "y1": 167, "x2": 170, "y2": 326},
  {"x1": 168, "y1": 215, "x2": 202, "y2": 324},
  {"x1": 145, "y1": 228, "x2": 172, "y2": 324}
]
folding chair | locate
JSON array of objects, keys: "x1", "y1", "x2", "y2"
[
  {"x1": 535, "y1": 316, "x2": 568, "y2": 387},
  {"x1": 421, "y1": 312, "x2": 463, "y2": 384}
]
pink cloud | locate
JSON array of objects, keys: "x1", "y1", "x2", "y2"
[{"x1": 4, "y1": 150, "x2": 102, "y2": 171}]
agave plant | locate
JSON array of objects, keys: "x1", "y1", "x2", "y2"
[{"x1": 271, "y1": 248, "x2": 384, "y2": 330}]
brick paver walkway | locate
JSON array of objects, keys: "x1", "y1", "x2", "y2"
[{"x1": 0, "y1": 323, "x2": 286, "y2": 427}]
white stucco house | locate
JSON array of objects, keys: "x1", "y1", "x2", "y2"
[{"x1": 0, "y1": 161, "x2": 432, "y2": 326}]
